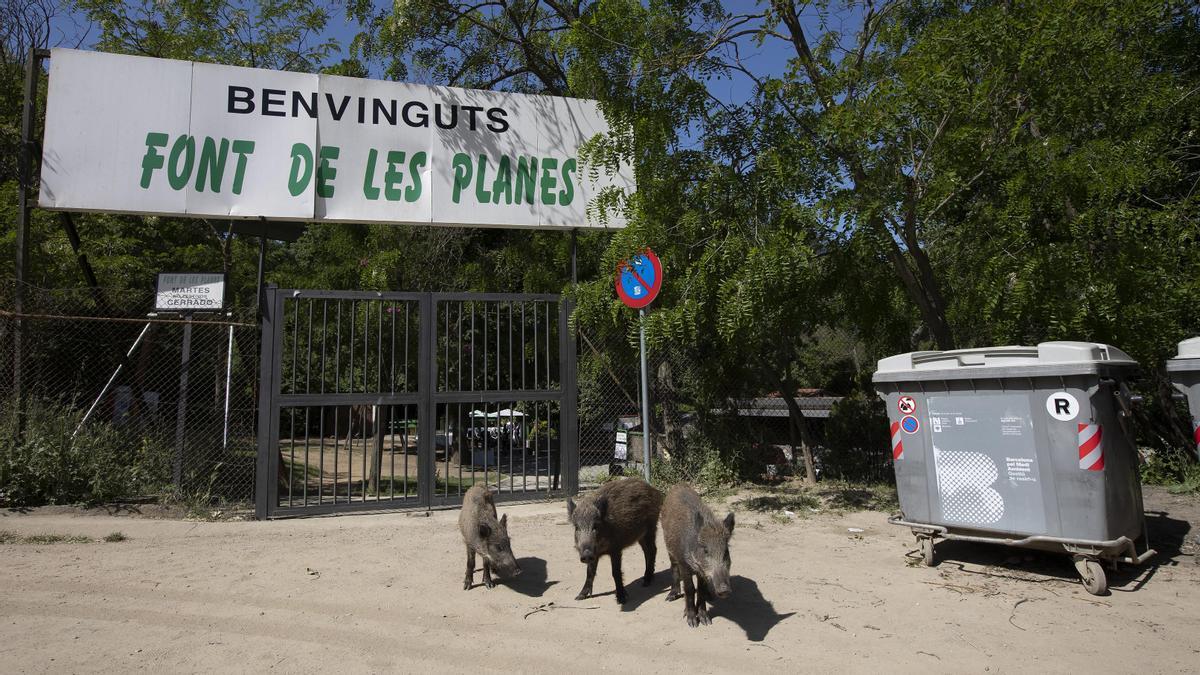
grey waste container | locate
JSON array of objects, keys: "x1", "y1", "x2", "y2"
[
  {"x1": 1166, "y1": 337, "x2": 1200, "y2": 459},
  {"x1": 872, "y1": 341, "x2": 1154, "y2": 595}
]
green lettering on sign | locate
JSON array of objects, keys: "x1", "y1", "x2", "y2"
[
  {"x1": 195, "y1": 137, "x2": 230, "y2": 193},
  {"x1": 492, "y1": 156, "x2": 512, "y2": 205},
  {"x1": 406, "y1": 152, "x2": 426, "y2": 203},
  {"x1": 363, "y1": 149, "x2": 381, "y2": 200},
  {"x1": 558, "y1": 158, "x2": 576, "y2": 206},
  {"x1": 384, "y1": 150, "x2": 406, "y2": 201},
  {"x1": 317, "y1": 145, "x2": 339, "y2": 198},
  {"x1": 514, "y1": 157, "x2": 538, "y2": 205},
  {"x1": 230, "y1": 140, "x2": 254, "y2": 195},
  {"x1": 451, "y1": 153, "x2": 472, "y2": 203},
  {"x1": 167, "y1": 135, "x2": 195, "y2": 191},
  {"x1": 288, "y1": 143, "x2": 313, "y2": 196},
  {"x1": 539, "y1": 158, "x2": 558, "y2": 206}
]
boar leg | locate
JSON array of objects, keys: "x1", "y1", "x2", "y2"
[
  {"x1": 483, "y1": 559, "x2": 495, "y2": 588},
  {"x1": 575, "y1": 558, "x2": 598, "y2": 600},
  {"x1": 665, "y1": 557, "x2": 683, "y2": 601},
  {"x1": 639, "y1": 528, "x2": 656, "y2": 586},
  {"x1": 683, "y1": 573, "x2": 699, "y2": 627},
  {"x1": 611, "y1": 549, "x2": 627, "y2": 604},
  {"x1": 464, "y1": 549, "x2": 476, "y2": 590},
  {"x1": 695, "y1": 581, "x2": 711, "y2": 625}
]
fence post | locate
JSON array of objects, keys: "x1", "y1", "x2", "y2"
[
  {"x1": 417, "y1": 294, "x2": 435, "y2": 508},
  {"x1": 255, "y1": 285, "x2": 279, "y2": 519},
  {"x1": 560, "y1": 298, "x2": 579, "y2": 495},
  {"x1": 13, "y1": 49, "x2": 47, "y2": 443},
  {"x1": 172, "y1": 313, "x2": 193, "y2": 489}
]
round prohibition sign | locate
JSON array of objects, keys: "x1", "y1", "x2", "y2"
[
  {"x1": 614, "y1": 248, "x2": 663, "y2": 309},
  {"x1": 897, "y1": 396, "x2": 917, "y2": 415},
  {"x1": 900, "y1": 415, "x2": 920, "y2": 434}
]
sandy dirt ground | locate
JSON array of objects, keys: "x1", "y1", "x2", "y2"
[{"x1": 1, "y1": 486, "x2": 1198, "y2": 674}]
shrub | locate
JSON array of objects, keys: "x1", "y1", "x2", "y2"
[
  {"x1": 819, "y1": 393, "x2": 893, "y2": 482},
  {"x1": 1140, "y1": 447, "x2": 1200, "y2": 494},
  {"x1": 0, "y1": 399, "x2": 173, "y2": 506}
]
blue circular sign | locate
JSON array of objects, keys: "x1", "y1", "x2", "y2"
[
  {"x1": 901, "y1": 415, "x2": 920, "y2": 434},
  {"x1": 614, "y1": 248, "x2": 663, "y2": 309}
]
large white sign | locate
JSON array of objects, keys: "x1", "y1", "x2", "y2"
[
  {"x1": 155, "y1": 273, "x2": 226, "y2": 312},
  {"x1": 39, "y1": 49, "x2": 633, "y2": 230}
]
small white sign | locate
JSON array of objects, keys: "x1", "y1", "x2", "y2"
[
  {"x1": 614, "y1": 442, "x2": 628, "y2": 460},
  {"x1": 1046, "y1": 391, "x2": 1080, "y2": 422},
  {"x1": 155, "y1": 273, "x2": 225, "y2": 312},
  {"x1": 615, "y1": 431, "x2": 628, "y2": 443}
]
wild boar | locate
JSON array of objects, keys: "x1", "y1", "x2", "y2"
[
  {"x1": 459, "y1": 484, "x2": 521, "y2": 589},
  {"x1": 566, "y1": 477, "x2": 663, "y2": 604},
  {"x1": 661, "y1": 483, "x2": 734, "y2": 627}
]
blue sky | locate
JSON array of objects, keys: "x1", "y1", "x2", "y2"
[{"x1": 43, "y1": 1, "x2": 862, "y2": 109}]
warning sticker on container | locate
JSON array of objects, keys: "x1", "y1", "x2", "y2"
[{"x1": 928, "y1": 394, "x2": 1045, "y2": 534}]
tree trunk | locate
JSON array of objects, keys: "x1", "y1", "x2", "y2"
[
  {"x1": 656, "y1": 359, "x2": 678, "y2": 460},
  {"x1": 776, "y1": 378, "x2": 817, "y2": 485},
  {"x1": 876, "y1": 221, "x2": 956, "y2": 350}
]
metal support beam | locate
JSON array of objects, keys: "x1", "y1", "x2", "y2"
[
  {"x1": 570, "y1": 229, "x2": 577, "y2": 285},
  {"x1": 256, "y1": 230, "x2": 267, "y2": 318},
  {"x1": 13, "y1": 48, "x2": 48, "y2": 442},
  {"x1": 639, "y1": 308, "x2": 652, "y2": 482},
  {"x1": 173, "y1": 314, "x2": 194, "y2": 489}
]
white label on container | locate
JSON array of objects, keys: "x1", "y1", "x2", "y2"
[{"x1": 1046, "y1": 391, "x2": 1080, "y2": 422}]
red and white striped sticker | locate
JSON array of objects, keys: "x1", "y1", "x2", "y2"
[
  {"x1": 890, "y1": 420, "x2": 904, "y2": 460},
  {"x1": 1193, "y1": 421, "x2": 1199, "y2": 456},
  {"x1": 1077, "y1": 423, "x2": 1104, "y2": 471}
]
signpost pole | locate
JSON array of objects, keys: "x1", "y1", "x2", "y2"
[
  {"x1": 638, "y1": 308, "x2": 652, "y2": 481},
  {"x1": 14, "y1": 48, "x2": 47, "y2": 443},
  {"x1": 570, "y1": 229, "x2": 578, "y2": 285},
  {"x1": 256, "y1": 231, "x2": 267, "y2": 317},
  {"x1": 173, "y1": 313, "x2": 193, "y2": 490},
  {"x1": 222, "y1": 322, "x2": 234, "y2": 450}
]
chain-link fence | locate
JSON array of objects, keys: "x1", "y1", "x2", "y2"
[
  {"x1": 1, "y1": 281, "x2": 897, "y2": 509},
  {"x1": 1, "y1": 284, "x2": 258, "y2": 506},
  {"x1": 575, "y1": 320, "x2": 894, "y2": 491}
]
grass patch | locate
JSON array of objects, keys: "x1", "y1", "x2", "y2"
[
  {"x1": 815, "y1": 481, "x2": 899, "y2": 512},
  {"x1": 731, "y1": 479, "x2": 899, "y2": 520},
  {"x1": 735, "y1": 493, "x2": 822, "y2": 513},
  {"x1": 103, "y1": 531, "x2": 128, "y2": 542},
  {"x1": 0, "y1": 530, "x2": 92, "y2": 544},
  {"x1": 1140, "y1": 448, "x2": 1200, "y2": 494}
]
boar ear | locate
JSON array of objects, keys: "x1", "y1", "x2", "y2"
[
  {"x1": 723, "y1": 512, "x2": 735, "y2": 536},
  {"x1": 596, "y1": 496, "x2": 608, "y2": 520},
  {"x1": 478, "y1": 523, "x2": 491, "y2": 539},
  {"x1": 566, "y1": 498, "x2": 576, "y2": 518},
  {"x1": 500, "y1": 513, "x2": 508, "y2": 529},
  {"x1": 694, "y1": 511, "x2": 705, "y2": 531}
]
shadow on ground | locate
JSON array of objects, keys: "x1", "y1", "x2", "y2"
[
  {"x1": 505, "y1": 557, "x2": 558, "y2": 598},
  {"x1": 907, "y1": 511, "x2": 1192, "y2": 595},
  {"x1": 618, "y1": 566, "x2": 673, "y2": 612},
  {"x1": 712, "y1": 575, "x2": 795, "y2": 641}
]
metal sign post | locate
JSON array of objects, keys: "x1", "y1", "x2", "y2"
[
  {"x1": 615, "y1": 248, "x2": 664, "y2": 480},
  {"x1": 173, "y1": 313, "x2": 193, "y2": 489},
  {"x1": 153, "y1": 272, "x2": 225, "y2": 490},
  {"x1": 638, "y1": 308, "x2": 652, "y2": 481}
]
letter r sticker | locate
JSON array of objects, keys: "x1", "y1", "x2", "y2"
[{"x1": 1046, "y1": 392, "x2": 1080, "y2": 422}]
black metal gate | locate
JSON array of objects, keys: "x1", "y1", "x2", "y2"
[{"x1": 255, "y1": 287, "x2": 577, "y2": 518}]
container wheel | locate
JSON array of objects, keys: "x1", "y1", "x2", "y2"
[
  {"x1": 1074, "y1": 557, "x2": 1107, "y2": 596},
  {"x1": 918, "y1": 535, "x2": 936, "y2": 567}
]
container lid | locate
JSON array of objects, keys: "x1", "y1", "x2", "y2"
[
  {"x1": 873, "y1": 341, "x2": 1138, "y2": 383},
  {"x1": 1166, "y1": 337, "x2": 1200, "y2": 372}
]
